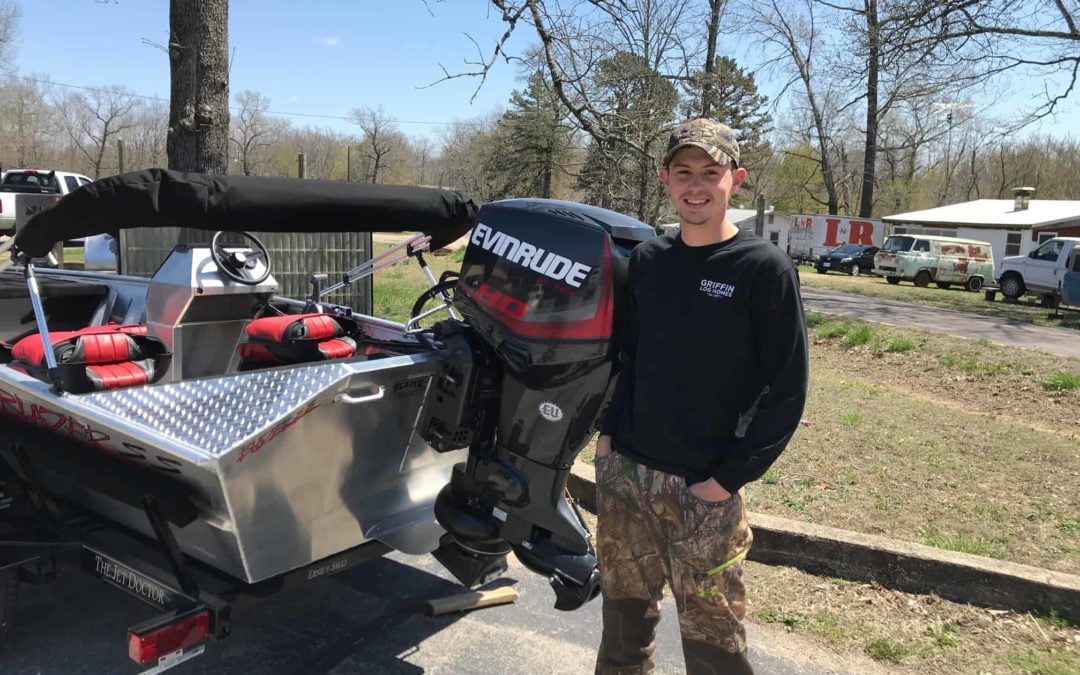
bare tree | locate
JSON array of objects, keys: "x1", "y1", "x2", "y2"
[
  {"x1": 699, "y1": 0, "x2": 726, "y2": 118},
  {"x1": 915, "y1": 0, "x2": 1080, "y2": 124},
  {"x1": 817, "y1": 0, "x2": 959, "y2": 216},
  {"x1": 432, "y1": 116, "x2": 503, "y2": 201},
  {"x1": 415, "y1": 136, "x2": 435, "y2": 185},
  {"x1": 230, "y1": 89, "x2": 279, "y2": 175},
  {"x1": 0, "y1": 76, "x2": 50, "y2": 168},
  {"x1": 281, "y1": 127, "x2": 352, "y2": 180},
  {"x1": 125, "y1": 100, "x2": 170, "y2": 171},
  {"x1": 350, "y1": 106, "x2": 399, "y2": 183},
  {"x1": 752, "y1": 0, "x2": 841, "y2": 214},
  {"x1": 54, "y1": 86, "x2": 140, "y2": 178},
  {"x1": 0, "y1": 0, "x2": 20, "y2": 68}
]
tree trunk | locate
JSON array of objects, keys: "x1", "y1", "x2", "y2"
[
  {"x1": 700, "y1": 0, "x2": 723, "y2": 118},
  {"x1": 168, "y1": 0, "x2": 229, "y2": 242},
  {"x1": 858, "y1": 0, "x2": 879, "y2": 218}
]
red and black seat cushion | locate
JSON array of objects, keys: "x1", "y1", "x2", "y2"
[
  {"x1": 237, "y1": 313, "x2": 362, "y2": 367},
  {"x1": 1, "y1": 324, "x2": 170, "y2": 393}
]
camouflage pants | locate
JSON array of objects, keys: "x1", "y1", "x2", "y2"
[{"x1": 594, "y1": 451, "x2": 754, "y2": 675}]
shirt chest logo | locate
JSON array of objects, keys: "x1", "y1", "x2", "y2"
[{"x1": 699, "y1": 278, "x2": 735, "y2": 299}]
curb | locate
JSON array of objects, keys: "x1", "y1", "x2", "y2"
[{"x1": 567, "y1": 461, "x2": 1080, "y2": 622}]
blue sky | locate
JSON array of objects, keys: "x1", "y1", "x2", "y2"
[
  {"x1": 10, "y1": 0, "x2": 1079, "y2": 143},
  {"x1": 13, "y1": 0, "x2": 528, "y2": 140}
]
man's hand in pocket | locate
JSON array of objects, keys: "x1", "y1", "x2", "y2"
[
  {"x1": 688, "y1": 478, "x2": 732, "y2": 503},
  {"x1": 595, "y1": 434, "x2": 613, "y2": 459}
]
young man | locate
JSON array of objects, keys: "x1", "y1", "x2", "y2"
[{"x1": 594, "y1": 119, "x2": 808, "y2": 674}]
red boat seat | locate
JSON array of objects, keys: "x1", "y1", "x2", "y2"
[
  {"x1": 0, "y1": 324, "x2": 171, "y2": 393},
  {"x1": 237, "y1": 313, "x2": 363, "y2": 368}
]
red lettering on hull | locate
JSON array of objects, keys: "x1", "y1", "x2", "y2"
[
  {"x1": 235, "y1": 401, "x2": 321, "y2": 463},
  {"x1": 0, "y1": 385, "x2": 111, "y2": 450}
]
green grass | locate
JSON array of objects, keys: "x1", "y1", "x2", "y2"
[
  {"x1": 872, "y1": 491, "x2": 896, "y2": 512},
  {"x1": 753, "y1": 609, "x2": 807, "y2": 631},
  {"x1": 840, "y1": 411, "x2": 864, "y2": 426},
  {"x1": 813, "y1": 320, "x2": 876, "y2": 347},
  {"x1": 805, "y1": 311, "x2": 827, "y2": 327},
  {"x1": 1032, "y1": 610, "x2": 1072, "y2": 630},
  {"x1": 960, "y1": 356, "x2": 1007, "y2": 376},
  {"x1": 886, "y1": 337, "x2": 916, "y2": 353},
  {"x1": 371, "y1": 241, "x2": 463, "y2": 323},
  {"x1": 1045, "y1": 370, "x2": 1080, "y2": 391},
  {"x1": 863, "y1": 637, "x2": 916, "y2": 663},
  {"x1": 970, "y1": 501, "x2": 1006, "y2": 522},
  {"x1": 922, "y1": 623, "x2": 960, "y2": 648},
  {"x1": 936, "y1": 351, "x2": 1009, "y2": 376},
  {"x1": 919, "y1": 523, "x2": 1011, "y2": 559},
  {"x1": 844, "y1": 324, "x2": 874, "y2": 346},
  {"x1": 761, "y1": 468, "x2": 782, "y2": 485},
  {"x1": 1000, "y1": 648, "x2": 1080, "y2": 674},
  {"x1": 809, "y1": 611, "x2": 851, "y2": 643},
  {"x1": 781, "y1": 494, "x2": 813, "y2": 519},
  {"x1": 798, "y1": 268, "x2": 1080, "y2": 331},
  {"x1": 815, "y1": 322, "x2": 849, "y2": 340}
]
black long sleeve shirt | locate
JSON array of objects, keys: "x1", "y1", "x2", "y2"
[{"x1": 600, "y1": 229, "x2": 809, "y2": 493}]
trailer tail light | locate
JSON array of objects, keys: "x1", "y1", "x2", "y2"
[{"x1": 127, "y1": 609, "x2": 210, "y2": 664}]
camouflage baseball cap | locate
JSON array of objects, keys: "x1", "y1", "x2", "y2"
[{"x1": 662, "y1": 118, "x2": 740, "y2": 168}]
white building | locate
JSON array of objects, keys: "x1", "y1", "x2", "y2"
[{"x1": 883, "y1": 189, "x2": 1080, "y2": 268}]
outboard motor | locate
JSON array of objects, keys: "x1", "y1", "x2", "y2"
[{"x1": 424, "y1": 199, "x2": 654, "y2": 610}]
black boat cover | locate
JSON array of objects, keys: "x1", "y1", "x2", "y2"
[{"x1": 14, "y1": 169, "x2": 478, "y2": 257}]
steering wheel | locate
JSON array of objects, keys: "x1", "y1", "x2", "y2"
[
  {"x1": 409, "y1": 274, "x2": 460, "y2": 330},
  {"x1": 210, "y1": 231, "x2": 271, "y2": 285}
]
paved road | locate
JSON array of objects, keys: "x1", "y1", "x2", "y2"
[
  {"x1": 801, "y1": 287, "x2": 1080, "y2": 358},
  {"x1": 3, "y1": 551, "x2": 870, "y2": 674}
]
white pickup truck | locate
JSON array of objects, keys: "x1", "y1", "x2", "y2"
[
  {"x1": 997, "y1": 237, "x2": 1080, "y2": 303},
  {"x1": 0, "y1": 169, "x2": 94, "y2": 235}
]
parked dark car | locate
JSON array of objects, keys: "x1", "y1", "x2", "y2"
[{"x1": 815, "y1": 244, "x2": 879, "y2": 275}]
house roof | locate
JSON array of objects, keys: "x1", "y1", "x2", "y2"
[
  {"x1": 729, "y1": 208, "x2": 759, "y2": 224},
  {"x1": 889, "y1": 234, "x2": 992, "y2": 245},
  {"x1": 883, "y1": 199, "x2": 1080, "y2": 230}
]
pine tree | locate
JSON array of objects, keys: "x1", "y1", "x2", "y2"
[
  {"x1": 575, "y1": 52, "x2": 679, "y2": 222},
  {"x1": 683, "y1": 57, "x2": 772, "y2": 187},
  {"x1": 484, "y1": 71, "x2": 572, "y2": 199}
]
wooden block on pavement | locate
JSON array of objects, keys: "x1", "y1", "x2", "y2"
[{"x1": 426, "y1": 586, "x2": 519, "y2": 616}]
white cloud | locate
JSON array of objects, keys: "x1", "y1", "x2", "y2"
[{"x1": 315, "y1": 35, "x2": 342, "y2": 47}]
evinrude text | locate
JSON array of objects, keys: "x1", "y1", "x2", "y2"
[{"x1": 471, "y1": 223, "x2": 592, "y2": 288}]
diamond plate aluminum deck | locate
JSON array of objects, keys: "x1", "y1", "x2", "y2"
[{"x1": 76, "y1": 363, "x2": 352, "y2": 457}]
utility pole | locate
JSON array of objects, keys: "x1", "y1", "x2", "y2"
[
  {"x1": 755, "y1": 194, "x2": 766, "y2": 237},
  {"x1": 297, "y1": 152, "x2": 306, "y2": 179}
]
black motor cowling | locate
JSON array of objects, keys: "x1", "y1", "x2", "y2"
[{"x1": 427, "y1": 199, "x2": 653, "y2": 610}]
